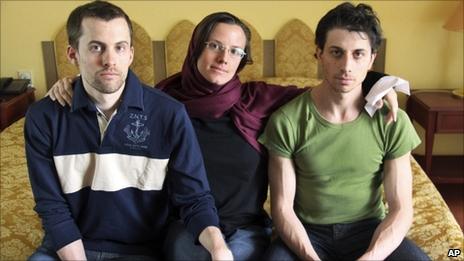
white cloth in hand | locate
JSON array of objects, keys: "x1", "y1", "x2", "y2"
[{"x1": 364, "y1": 76, "x2": 410, "y2": 117}]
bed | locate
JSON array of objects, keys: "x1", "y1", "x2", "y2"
[{"x1": 1, "y1": 18, "x2": 463, "y2": 260}]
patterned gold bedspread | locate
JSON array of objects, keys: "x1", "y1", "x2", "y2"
[{"x1": 1, "y1": 118, "x2": 463, "y2": 260}]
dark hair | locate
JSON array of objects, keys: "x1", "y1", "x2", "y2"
[
  {"x1": 315, "y1": 2, "x2": 382, "y2": 53},
  {"x1": 192, "y1": 12, "x2": 253, "y2": 72},
  {"x1": 66, "y1": 0, "x2": 133, "y2": 49}
]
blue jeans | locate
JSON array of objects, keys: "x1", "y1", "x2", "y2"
[
  {"x1": 163, "y1": 220, "x2": 272, "y2": 261},
  {"x1": 265, "y1": 218, "x2": 430, "y2": 261},
  {"x1": 29, "y1": 234, "x2": 160, "y2": 261}
]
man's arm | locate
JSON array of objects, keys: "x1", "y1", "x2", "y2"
[
  {"x1": 358, "y1": 152, "x2": 413, "y2": 260},
  {"x1": 269, "y1": 153, "x2": 320, "y2": 261},
  {"x1": 56, "y1": 239, "x2": 86, "y2": 260},
  {"x1": 167, "y1": 106, "x2": 231, "y2": 260},
  {"x1": 199, "y1": 226, "x2": 233, "y2": 260},
  {"x1": 25, "y1": 105, "x2": 84, "y2": 256}
]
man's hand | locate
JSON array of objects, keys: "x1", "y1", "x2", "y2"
[
  {"x1": 199, "y1": 226, "x2": 233, "y2": 261},
  {"x1": 46, "y1": 77, "x2": 74, "y2": 107},
  {"x1": 56, "y1": 239, "x2": 87, "y2": 260},
  {"x1": 210, "y1": 245, "x2": 233, "y2": 261}
]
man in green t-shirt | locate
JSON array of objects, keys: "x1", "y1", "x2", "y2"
[{"x1": 259, "y1": 2, "x2": 430, "y2": 260}]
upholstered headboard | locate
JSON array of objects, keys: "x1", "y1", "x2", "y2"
[{"x1": 41, "y1": 18, "x2": 386, "y2": 89}]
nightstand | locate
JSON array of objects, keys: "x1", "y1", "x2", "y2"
[
  {"x1": 406, "y1": 90, "x2": 464, "y2": 184},
  {"x1": 0, "y1": 88, "x2": 35, "y2": 131}
]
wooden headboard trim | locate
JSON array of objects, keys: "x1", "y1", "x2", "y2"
[
  {"x1": 153, "y1": 41, "x2": 166, "y2": 85},
  {"x1": 41, "y1": 41, "x2": 58, "y2": 91},
  {"x1": 373, "y1": 39, "x2": 386, "y2": 73},
  {"x1": 263, "y1": 40, "x2": 275, "y2": 77}
]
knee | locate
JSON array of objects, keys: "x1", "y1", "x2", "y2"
[
  {"x1": 28, "y1": 251, "x2": 59, "y2": 261},
  {"x1": 263, "y1": 237, "x2": 297, "y2": 261},
  {"x1": 386, "y1": 238, "x2": 431, "y2": 261},
  {"x1": 164, "y1": 221, "x2": 189, "y2": 257},
  {"x1": 163, "y1": 221, "x2": 209, "y2": 260},
  {"x1": 28, "y1": 236, "x2": 59, "y2": 261}
]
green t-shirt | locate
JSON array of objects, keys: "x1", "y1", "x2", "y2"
[{"x1": 259, "y1": 90, "x2": 421, "y2": 224}]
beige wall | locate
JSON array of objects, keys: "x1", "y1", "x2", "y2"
[{"x1": 1, "y1": 0, "x2": 463, "y2": 154}]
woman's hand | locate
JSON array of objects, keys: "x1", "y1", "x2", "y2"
[
  {"x1": 46, "y1": 77, "x2": 74, "y2": 107},
  {"x1": 376, "y1": 88, "x2": 398, "y2": 124}
]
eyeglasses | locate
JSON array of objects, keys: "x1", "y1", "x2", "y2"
[{"x1": 204, "y1": 41, "x2": 246, "y2": 58}]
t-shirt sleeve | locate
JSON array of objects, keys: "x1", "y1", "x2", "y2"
[
  {"x1": 258, "y1": 110, "x2": 296, "y2": 158},
  {"x1": 384, "y1": 109, "x2": 421, "y2": 160}
]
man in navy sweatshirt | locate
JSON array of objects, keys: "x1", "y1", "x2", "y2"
[{"x1": 25, "y1": 1, "x2": 232, "y2": 260}]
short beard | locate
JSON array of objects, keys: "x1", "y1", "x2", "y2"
[{"x1": 91, "y1": 78, "x2": 125, "y2": 94}]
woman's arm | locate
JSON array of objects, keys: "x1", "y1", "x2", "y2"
[
  {"x1": 362, "y1": 71, "x2": 398, "y2": 124},
  {"x1": 48, "y1": 72, "x2": 400, "y2": 124},
  {"x1": 47, "y1": 77, "x2": 74, "y2": 106}
]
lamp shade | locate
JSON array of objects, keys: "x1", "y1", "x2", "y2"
[{"x1": 443, "y1": 2, "x2": 463, "y2": 32}]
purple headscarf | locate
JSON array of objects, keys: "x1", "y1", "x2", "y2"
[{"x1": 157, "y1": 25, "x2": 306, "y2": 153}]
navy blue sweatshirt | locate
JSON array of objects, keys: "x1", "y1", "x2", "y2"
[{"x1": 24, "y1": 71, "x2": 218, "y2": 254}]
